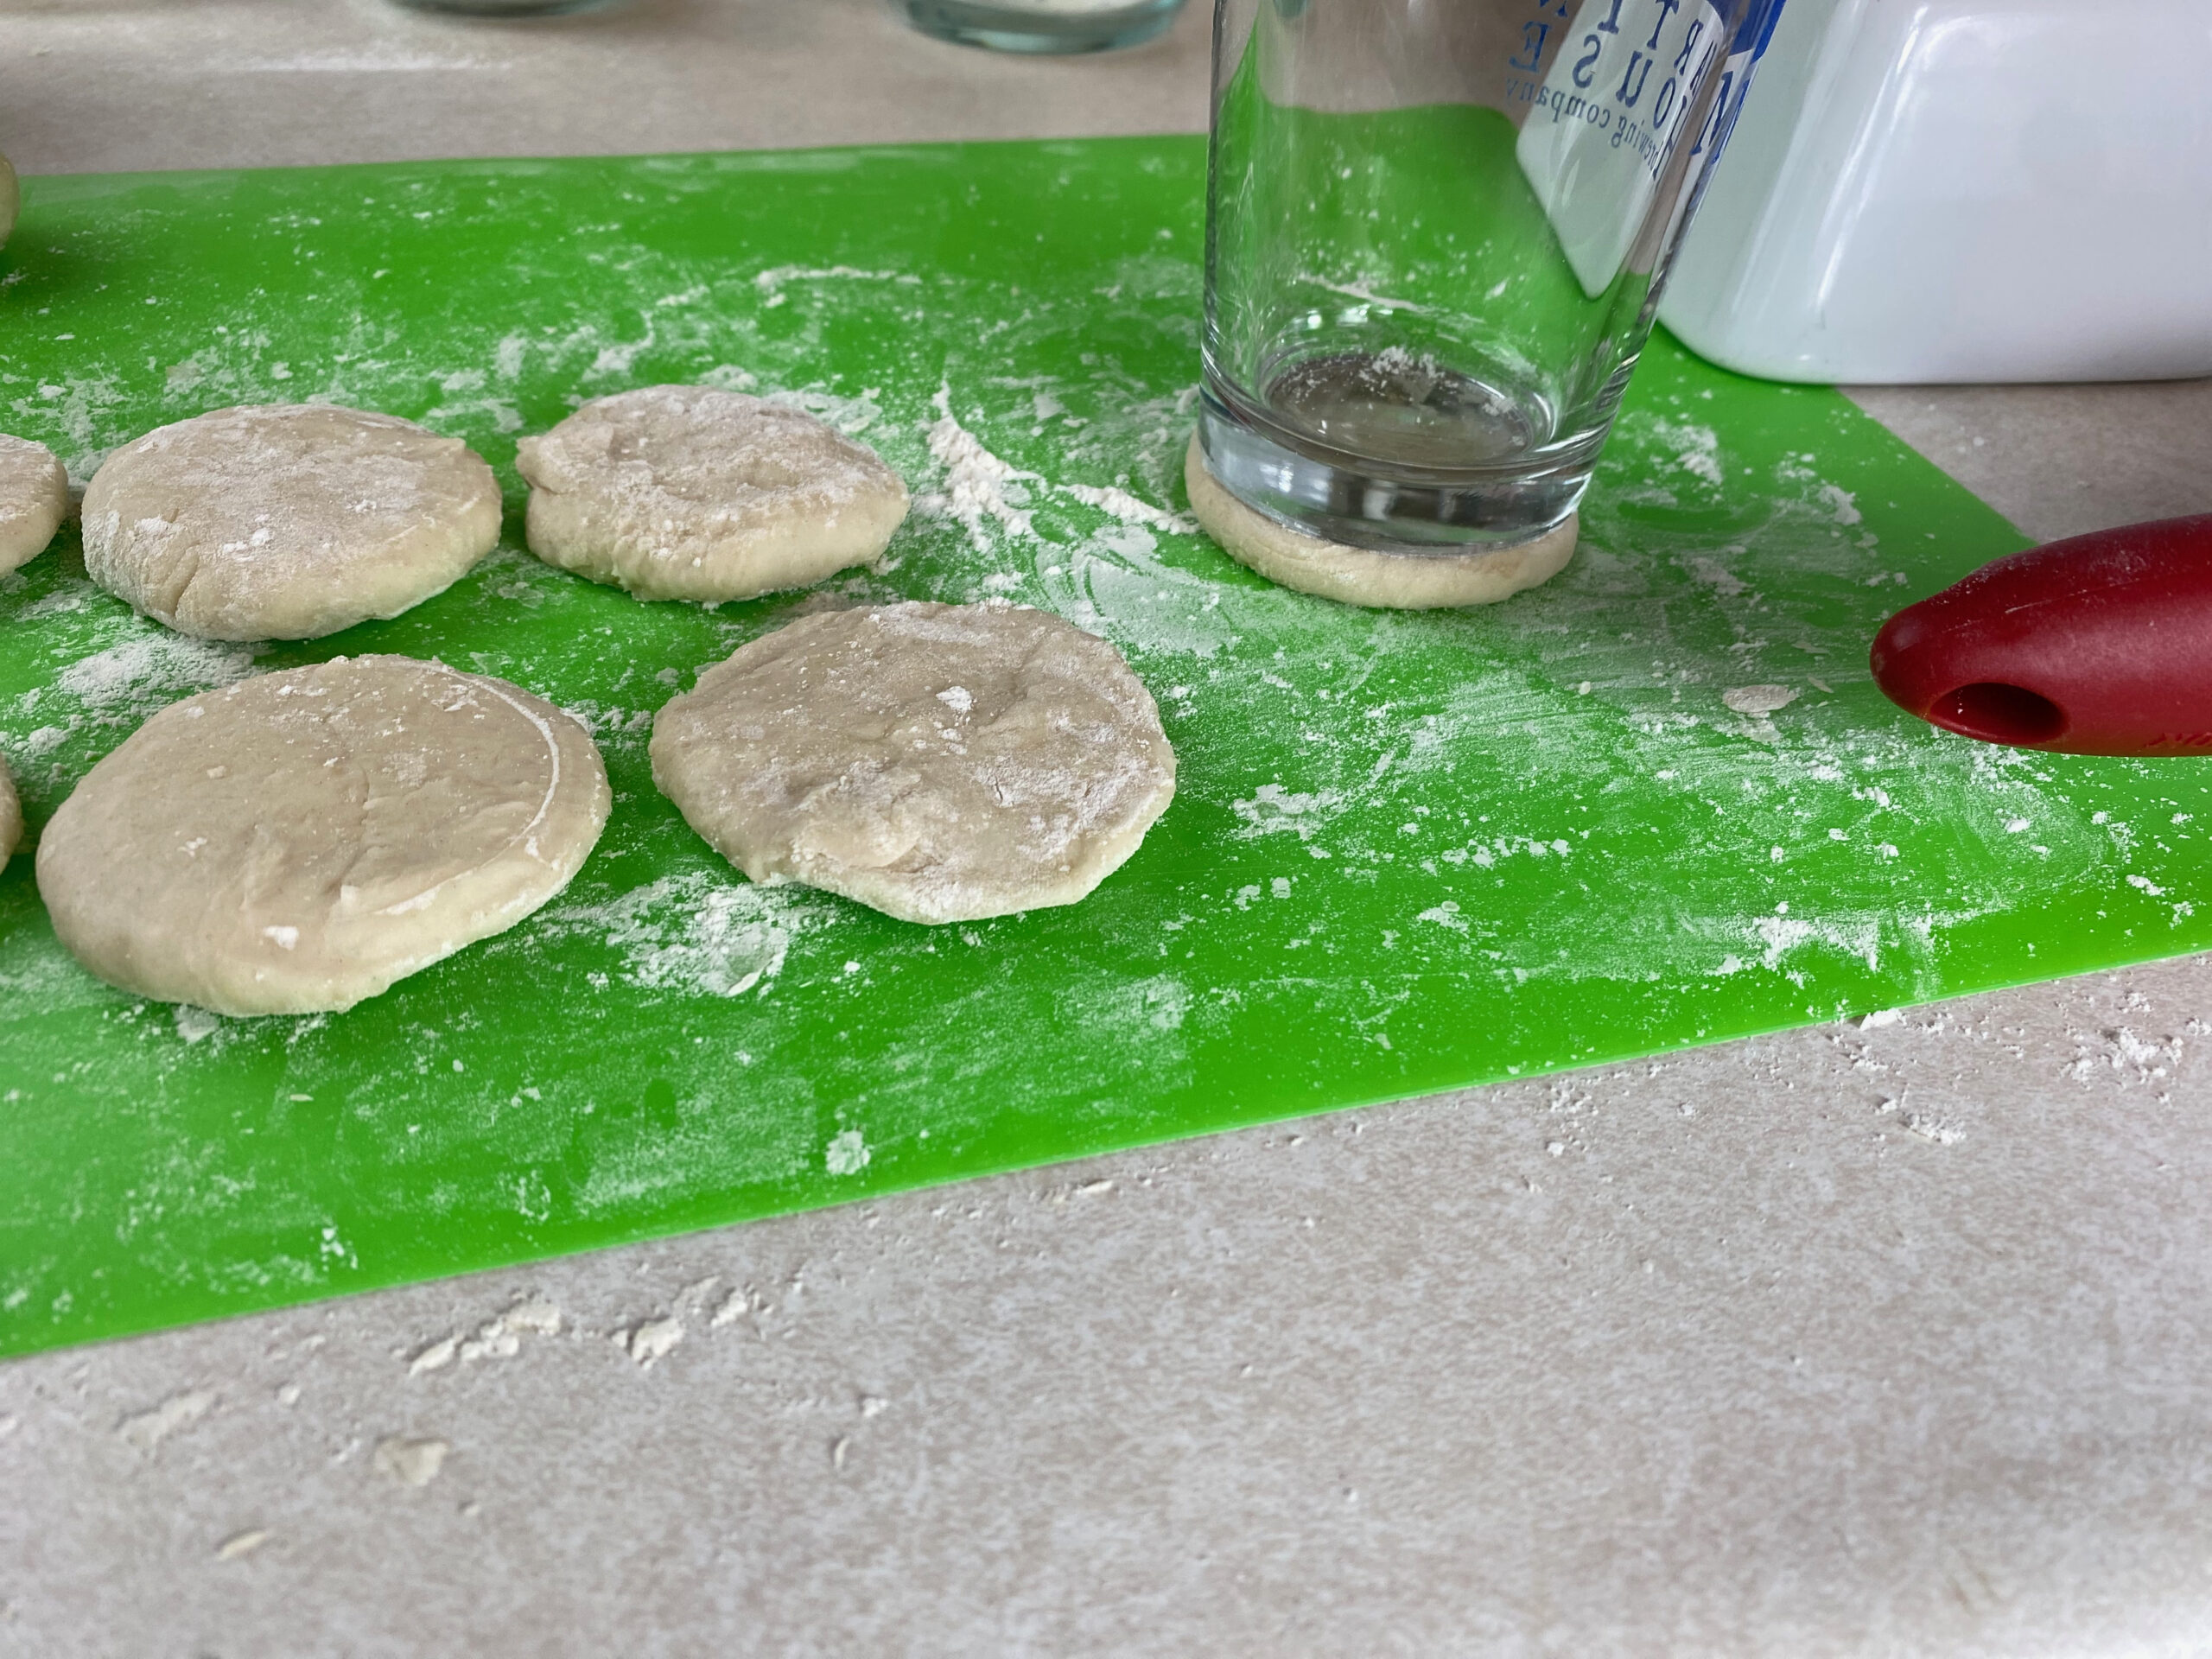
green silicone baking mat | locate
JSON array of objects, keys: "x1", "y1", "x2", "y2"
[{"x1": 3, "y1": 132, "x2": 2206, "y2": 1359}]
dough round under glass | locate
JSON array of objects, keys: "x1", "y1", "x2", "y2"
[{"x1": 1185, "y1": 434, "x2": 1577, "y2": 610}]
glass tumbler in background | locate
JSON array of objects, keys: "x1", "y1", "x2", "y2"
[
  {"x1": 1201, "y1": 0, "x2": 1789, "y2": 553},
  {"x1": 391, "y1": 0, "x2": 624, "y2": 14},
  {"x1": 903, "y1": 0, "x2": 1190, "y2": 54}
]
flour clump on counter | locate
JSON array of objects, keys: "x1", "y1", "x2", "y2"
[
  {"x1": 650, "y1": 600, "x2": 1176, "y2": 925},
  {"x1": 515, "y1": 385, "x2": 909, "y2": 603},
  {"x1": 80, "y1": 404, "x2": 500, "y2": 640},
  {"x1": 37, "y1": 654, "x2": 610, "y2": 1015},
  {"x1": 1184, "y1": 434, "x2": 1576, "y2": 609},
  {"x1": 0, "y1": 433, "x2": 68, "y2": 573}
]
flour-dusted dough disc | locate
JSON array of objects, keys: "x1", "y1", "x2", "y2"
[
  {"x1": 515, "y1": 385, "x2": 909, "y2": 604},
  {"x1": 37, "y1": 654, "x2": 610, "y2": 1015},
  {"x1": 81, "y1": 404, "x2": 501, "y2": 641},
  {"x1": 0, "y1": 433, "x2": 68, "y2": 573},
  {"x1": 651, "y1": 601, "x2": 1176, "y2": 925},
  {"x1": 0, "y1": 753, "x2": 20, "y2": 874},
  {"x1": 1185, "y1": 434, "x2": 1577, "y2": 609}
]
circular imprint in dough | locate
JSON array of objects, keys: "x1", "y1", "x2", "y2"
[
  {"x1": 81, "y1": 404, "x2": 501, "y2": 641},
  {"x1": 0, "y1": 753, "x2": 20, "y2": 873},
  {"x1": 1185, "y1": 433, "x2": 1577, "y2": 610},
  {"x1": 0, "y1": 433, "x2": 68, "y2": 573},
  {"x1": 36, "y1": 654, "x2": 610, "y2": 1015},
  {"x1": 515, "y1": 385, "x2": 910, "y2": 604},
  {"x1": 651, "y1": 600, "x2": 1176, "y2": 925}
]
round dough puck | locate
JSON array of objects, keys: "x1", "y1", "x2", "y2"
[
  {"x1": 1185, "y1": 433, "x2": 1576, "y2": 609},
  {"x1": 37, "y1": 654, "x2": 610, "y2": 1015},
  {"x1": 651, "y1": 601, "x2": 1176, "y2": 925},
  {"x1": 0, "y1": 432, "x2": 68, "y2": 573},
  {"x1": 81, "y1": 404, "x2": 501, "y2": 642},
  {"x1": 515, "y1": 385, "x2": 910, "y2": 604},
  {"x1": 0, "y1": 753, "x2": 20, "y2": 874}
]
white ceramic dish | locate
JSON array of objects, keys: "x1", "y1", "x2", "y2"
[{"x1": 1661, "y1": 0, "x2": 2212, "y2": 384}]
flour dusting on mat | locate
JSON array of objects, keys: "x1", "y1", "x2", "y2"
[
  {"x1": 1061, "y1": 480, "x2": 1196, "y2": 536},
  {"x1": 1722, "y1": 685, "x2": 1799, "y2": 716},
  {"x1": 764, "y1": 385, "x2": 885, "y2": 437},
  {"x1": 1232, "y1": 784, "x2": 1344, "y2": 841},
  {"x1": 752, "y1": 265, "x2": 917, "y2": 307},
  {"x1": 54, "y1": 633, "x2": 255, "y2": 718},
  {"x1": 824, "y1": 1128, "x2": 870, "y2": 1176},
  {"x1": 535, "y1": 874, "x2": 819, "y2": 998},
  {"x1": 919, "y1": 387, "x2": 1038, "y2": 552}
]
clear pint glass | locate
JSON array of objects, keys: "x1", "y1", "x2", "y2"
[{"x1": 1200, "y1": 0, "x2": 1789, "y2": 551}]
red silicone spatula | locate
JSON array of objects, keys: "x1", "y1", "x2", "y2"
[{"x1": 1871, "y1": 512, "x2": 2212, "y2": 756}]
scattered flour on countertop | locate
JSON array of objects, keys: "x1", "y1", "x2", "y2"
[
  {"x1": 215, "y1": 1529, "x2": 271, "y2": 1560},
  {"x1": 1901, "y1": 1110, "x2": 1963, "y2": 1146},
  {"x1": 118, "y1": 1389, "x2": 214, "y2": 1453},
  {"x1": 406, "y1": 1336, "x2": 459, "y2": 1376},
  {"x1": 372, "y1": 1435, "x2": 449, "y2": 1487},
  {"x1": 620, "y1": 1315, "x2": 685, "y2": 1368},
  {"x1": 2068, "y1": 1027, "x2": 2180, "y2": 1087},
  {"x1": 709, "y1": 1286, "x2": 753, "y2": 1327},
  {"x1": 407, "y1": 1294, "x2": 563, "y2": 1374}
]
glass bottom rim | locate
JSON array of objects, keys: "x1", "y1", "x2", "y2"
[
  {"x1": 1197, "y1": 399, "x2": 1592, "y2": 554},
  {"x1": 1202, "y1": 369, "x2": 1605, "y2": 493}
]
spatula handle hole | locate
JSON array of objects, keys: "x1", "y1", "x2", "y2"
[{"x1": 1929, "y1": 682, "x2": 2066, "y2": 748}]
